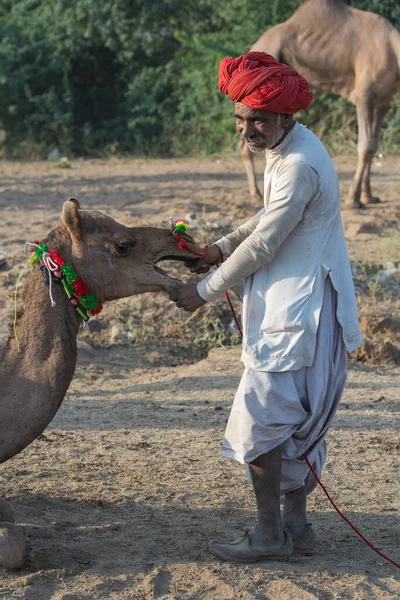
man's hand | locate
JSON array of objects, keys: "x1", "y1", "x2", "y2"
[
  {"x1": 185, "y1": 244, "x2": 222, "y2": 274},
  {"x1": 169, "y1": 283, "x2": 207, "y2": 312}
]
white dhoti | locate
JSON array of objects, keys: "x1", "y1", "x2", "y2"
[{"x1": 222, "y1": 278, "x2": 348, "y2": 495}]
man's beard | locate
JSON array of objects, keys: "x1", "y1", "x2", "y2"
[{"x1": 247, "y1": 140, "x2": 268, "y2": 153}]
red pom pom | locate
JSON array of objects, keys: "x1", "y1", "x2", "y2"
[
  {"x1": 49, "y1": 250, "x2": 65, "y2": 267},
  {"x1": 73, "y1": 277, "x2": 90, "y2": 297},
  {"x1": 90, "y1": 303, "x2": 103, "y2": 316}
]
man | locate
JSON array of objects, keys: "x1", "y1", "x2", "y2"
[{"x1": 169, "y1": 52, "x2": 362, "y2": 562}]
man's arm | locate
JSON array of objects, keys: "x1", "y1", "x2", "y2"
[
  {"x1": 214, "y1": 208, "x2": 265, "y2": 260},
  {"x1": 197, "y1": 161, "x2": 319, "y2": 302},
  {"x1": 186, "y1": 208, "x2": 265, "y2": 275}
]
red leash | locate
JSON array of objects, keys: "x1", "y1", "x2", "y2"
[
  {"x1": 174, "y1": 226, "x2": 399, "y2": 568},
  {"x1": 224, "y1": 290, "x2": 243, "y2": 338},
  {"x1": 172, "y1": 231, "x2": 209, "y2": 257},
  {"x1": 171, "y1": 226, "x2": 243, "y2": 337},
  {"x1": 303, "y1": 456, "x2": 400, "y2": 568}
]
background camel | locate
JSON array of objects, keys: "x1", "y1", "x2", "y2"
[
  {"x1": 242, "y1": 0, "x2": 400, "y2": 208},
  {"x1": 0, "y1": 198, "x2": 197, "y2": 569}
]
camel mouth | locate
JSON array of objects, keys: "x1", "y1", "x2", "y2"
[{"x1": 152, "y1": 252, "x2": 190, "y2": 284}]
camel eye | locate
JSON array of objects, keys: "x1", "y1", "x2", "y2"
[{"x1": 115, "y1": 240, "x2": 135, "y2": 254}]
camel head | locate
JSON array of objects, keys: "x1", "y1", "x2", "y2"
[{"x1": 46, "y1": 198, "x2": 199, "y2": 301}]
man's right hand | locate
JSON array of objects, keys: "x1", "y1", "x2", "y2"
[{"x1": 185, "y1": 244, "x2": 223, "y2": 274}]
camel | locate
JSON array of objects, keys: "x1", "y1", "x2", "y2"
[
  {"x1": 241, "y1": 0, "x2": 400, "y2": 208},
  {"x1": 0, "y1": 198, "x2": 198, "y2": 569}
]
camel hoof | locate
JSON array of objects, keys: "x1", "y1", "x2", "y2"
[
  {"x1": 0, "y1": 500, "x2": 15, "y2": 523},
  {"x1": 0, "y1": 523, "x2": 30, "y2": 569},
  {"x1": 343, "y1": 201, "x2": 366, "y2": 211},
  {"x1": 363, "y1": 195, "x2": 381, "y2": 205}
]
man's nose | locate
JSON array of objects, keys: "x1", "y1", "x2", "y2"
[{"x1": 240, "y1": 120, "x2": 256, "y2": 140}]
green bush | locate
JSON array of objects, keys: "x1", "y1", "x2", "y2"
[{"x1": 0, "y1": 0, "x2": 398, "y2": 158}]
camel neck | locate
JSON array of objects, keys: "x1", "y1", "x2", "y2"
[
  {"x1": 7, "y1": 266, "x2": 81, "y2": 364},
  {"x1": 0, "y1": 267, "x2": 82, "y2": 464}
]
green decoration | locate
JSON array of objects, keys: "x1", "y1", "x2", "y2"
[
  {"x1": 34, "y1": 243, "x2": 48, "y2": 260},
  {"x1": 29, "y1": 243, "x2": 48, "y2": 266},
  {"x1": 61, "y1": 279, "x2": 72, "y2": 298},
  {"x1": 61, "y1": 263, "x2": 78, "y2": 285},
  {"x1": 25, "y1": 239, "x2": 103, "y2": 323},
  {"x1": 80, "y1": 292, "x2": 99, "y2": 311},
  {"x1": 76, "y1": 307, "x2": 88, "y2": 320}
]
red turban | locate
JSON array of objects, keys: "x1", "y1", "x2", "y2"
[{"x1": 218, "y1": 51, "x2": 313, "y2": 114}]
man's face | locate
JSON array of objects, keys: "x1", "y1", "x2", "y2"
[{"x1": 234, "y1": 102, "x2": 292, "y2": 152}]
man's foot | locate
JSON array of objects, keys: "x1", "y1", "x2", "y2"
[
  {"x1": 286, "y1": 523, "x2": 316, "y2": 554},
  {"x1": 209, "y1": 529, "x2": 293, "y2": 563}
]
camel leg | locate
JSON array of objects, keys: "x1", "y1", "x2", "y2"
[
  {"x1": 360, "y1": 104, "x2": 389, "y2": 204},
  {"x1": 346, "y1": 95, "x2": 375, "y2": 208},
  {"x1": 0, "y1": 499, "x2": 30, "y2": 569},
  {"x1": 0, "y1": 523, "x2": 30, "y2": 569},
  {"x1": 239, "y1": 139, "x2": 263, "y2": 206},
  {"x1": 0, "y1": 499, "x2": 15, "y2": 523}
]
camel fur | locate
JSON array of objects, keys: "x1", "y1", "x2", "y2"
[{"x1": 0, "y1": 198, "x2": 197, "y2": 569}]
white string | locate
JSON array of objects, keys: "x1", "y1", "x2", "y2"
[
  {"x1": 24, "y1": 241, "x2": 42, "y2": 254},
  {"x1": 42, "y1": 254, "x2": 58, "y2": 306},
  {"x1": 24, "y1": 241, "x2": 92, "y2": 326},
  {"x1": 25, "y1": 241, "x2": 58, "y2": 307}
]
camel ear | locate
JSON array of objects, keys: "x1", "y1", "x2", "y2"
[
  {"x1": 68, "y1": 197, "x2": 81, "y2": 209},
  {"x1": 61, "y1": 197, "x2": 81, "y2": 239}
]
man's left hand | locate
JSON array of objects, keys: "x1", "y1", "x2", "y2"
[{"x1": 169, "y1": 283, "x2": 207, "y2": 312}]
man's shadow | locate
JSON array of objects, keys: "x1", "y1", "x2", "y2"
[{"x1": 6, "y1": 492, "x2": 399, "y2": 600}]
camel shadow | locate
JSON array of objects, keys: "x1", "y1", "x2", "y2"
[
  {"x1": 53, "y1": 363, "x2": 399, "y2": 432},
  {"x1": 6, "y1": 493, "x2": 399, "y2": 599},
  {"x1": 77, "y1": 375, "x2": 242, "y2": 397},
  {"x1": 50, "y1": 391, "x2": 400, "y2": 433}
]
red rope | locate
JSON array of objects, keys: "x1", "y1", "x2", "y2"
[
  {"x1": 303, "y1": 455, "x2": 400, "y2": 568},
  {"x1": 172, "y1": 232, "x2": 208, "y2": 257},
  {"x1": 173, "y1": 231, "x2": 243, "y2": 339},
  {"x1": 224, "y1": 291, "x2": 243, "y2": 338}
]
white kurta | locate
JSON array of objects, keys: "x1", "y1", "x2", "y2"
[
  {"x1": 197, "y1": 122, "x2": 362, "y2": 372},
  {"x1": 222, "y1": 278, "x2": 347, "y2": 494}
]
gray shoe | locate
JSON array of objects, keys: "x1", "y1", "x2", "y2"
[
  {"x1": 209, "y1": 529, "x2": 293, "y2": 563},
  {"x1": 289, "y1": 523, "x2": 316, "y2": 554}
]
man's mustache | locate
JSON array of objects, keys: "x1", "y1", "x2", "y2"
[{"x1": 245, "y1": 134, "x2": 267, "y2": 144}]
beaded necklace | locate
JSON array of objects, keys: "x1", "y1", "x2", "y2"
[{"x1": 27, "y1": 240, "x2": 103, "y2": 322}]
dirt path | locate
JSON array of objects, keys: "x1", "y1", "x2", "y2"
[
  {"x1": 1, "y1": 347, "x2": 399, "y2": 599},
  {"x1": 0, "y1": 156, "x2": 399, "y2": 598}
]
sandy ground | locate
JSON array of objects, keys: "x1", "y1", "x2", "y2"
[{"x1": 0, "y1": 155, "x2": 399, "y2": 599}]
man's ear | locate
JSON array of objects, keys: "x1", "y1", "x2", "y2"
[
  {"x1": 282, "y1": 113, "x2": 293, "y2": 127},
  {"x1": 61, "y1": 197, "x2": 81, "y2": 240}
]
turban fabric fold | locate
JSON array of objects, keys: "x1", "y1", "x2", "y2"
[{"x1": 218, "y1": 51, "x2": 313, "y2": 114}]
